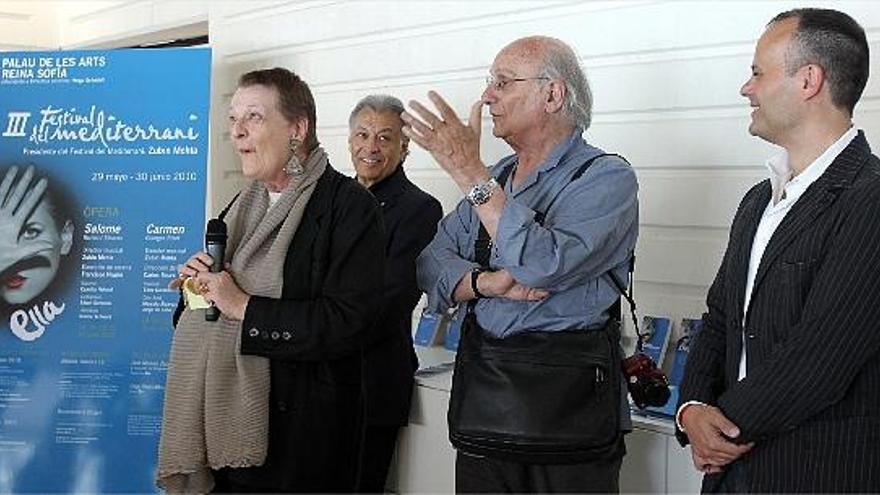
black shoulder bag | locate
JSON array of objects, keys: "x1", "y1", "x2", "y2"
[{"x1": 447, "y1": 154, "x2": 628, "y2": 464}]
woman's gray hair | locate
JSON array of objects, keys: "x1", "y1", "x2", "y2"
[
  {"x1": 348, "y1": 94, "x2": 407, "y2": 130},
  {"x1": 538, "y1": 38, "x2": 592, "y2": 130}
]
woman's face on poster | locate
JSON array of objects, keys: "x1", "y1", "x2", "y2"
[{"x1": 1, "y1": 197, "x2": 73, "y2": 305}]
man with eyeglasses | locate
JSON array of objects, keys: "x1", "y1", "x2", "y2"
[
  {"x1": 405, "y1": 36, "x2": 638, "y2": 493},
  {"x1": 676, "y1": 9, "x2": 880, "y2": 492}
]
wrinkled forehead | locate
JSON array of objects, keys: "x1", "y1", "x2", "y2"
[
  {"x1": 352, "y1": 108, "x2": 404, "y2": 132},
  {"x1": 230, "y1": 84, "x2": 279, "y2": 112},
  {"x1": 491, "y1": 41, "x2": 544, "y2": 77}
]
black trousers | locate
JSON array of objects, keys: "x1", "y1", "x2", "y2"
[
  {"x1": 455, "y1": 443, "x2": 625, "y2": 494},
  {"x1": 356, "y1": 425, "x2": 401, "y2": 493},
  {"x1": 713, "y1": 459, "x2": 749, "y2": 493}
]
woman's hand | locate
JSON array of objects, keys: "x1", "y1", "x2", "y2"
[
  {"x1": 168, "y1": 252, "x2": 249, "y2": 321},
  {"x1": 167, "y1": 251, "x2": 214, "y2": 290},
  {"x1": 194, "y1": 270, "x2": 250, "y2": 322}
]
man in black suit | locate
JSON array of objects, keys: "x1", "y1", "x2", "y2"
[
  {"x1": 676, "y1": 8, "x2": 880, "y2": 492},
  {"x1": 349, "y1": 94, "x2": 443, "y2": 492}
]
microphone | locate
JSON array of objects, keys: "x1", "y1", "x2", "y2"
[{"x1": 204, "y1": 218, "x2": 227, "y2": 321}]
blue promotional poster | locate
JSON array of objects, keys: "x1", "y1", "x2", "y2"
[{"x1": 0, "y1": 48, "x2": 211, "y2": 492}]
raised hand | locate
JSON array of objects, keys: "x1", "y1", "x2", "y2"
[{"x1": 401, "y1": 91, "x2": 488, "y2": 190}]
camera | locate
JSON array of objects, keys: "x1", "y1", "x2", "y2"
[{"x1": 621, "y1": 353, "x2": 671, "y2": 409}]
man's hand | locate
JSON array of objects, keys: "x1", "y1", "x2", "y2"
[
  {"x1": 401, "y1": 91, "x2": 487, "y2": 190},
  {"x1": 692, "y1": 451, "x2": 725, "y2": 475},
  {"x1": 680, "y1": 404, "x2": 754, "y2": 472},
  {"x1": 480, "y1": 269, "x2": 548, "y2": 301}
]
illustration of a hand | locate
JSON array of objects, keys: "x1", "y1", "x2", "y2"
[{"x1": 0, "y1": 166, "x2": 47, "y2": 276}]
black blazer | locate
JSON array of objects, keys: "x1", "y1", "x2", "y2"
[
  {"x1": 677, "y1": 131, "x2": 880, "y2": 492},
  {"x1": 364, "y1": 167, "x2": 442, "y2": 426},
  {"x1": 215, "y1": 164, "x2": 384, "y2": 492}
]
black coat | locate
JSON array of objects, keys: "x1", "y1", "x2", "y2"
[
  {"x1": 177, "y1": 164, "x2": 385, "y2": 493},
  {"x1": 364, "y1": 167, "x2": 443, "y2": 426},
  {"x1": 677, "y1": 132, "x2": 880, "y2": 492}
]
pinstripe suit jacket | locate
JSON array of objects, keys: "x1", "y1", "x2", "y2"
[{"x1": 677, "y1": 131, "x2": 880, "y2": 492}]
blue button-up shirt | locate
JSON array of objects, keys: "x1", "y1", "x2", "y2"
[{"x1": 417, "y1": 128, "x2": 639, "y2": 338}]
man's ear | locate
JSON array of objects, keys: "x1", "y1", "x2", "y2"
[
  {"x1": 544, "y1": 80, "x2": 566, "y2": 114},
  {"x1": 801, "y1": 63, "x2": 825, "y2": 101},
  {"x1": 60, "y1": 220, "x2": 74, "y2": 255},
  {"x1": 400, "y1": 137, "x2": 410, "y2": 165}
]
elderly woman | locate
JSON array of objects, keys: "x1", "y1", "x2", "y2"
[{"x1": 157, "y1": 68, "x2": 384, "y2": 493}]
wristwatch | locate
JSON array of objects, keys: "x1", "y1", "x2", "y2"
[
  {"x1": 465, "y1": 177, "x2": 499, "y2": 207},
  {"x1": 471, "y1": 268, "x2": 487, "y2": 299}
]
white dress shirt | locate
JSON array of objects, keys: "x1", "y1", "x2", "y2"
[{"x1": 737, "y1": 126, "x2": 857, "y2": 379}]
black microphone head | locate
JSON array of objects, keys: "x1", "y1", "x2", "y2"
[{"x1": 205, "y1": 218, "x2": 227, "y2": 244}]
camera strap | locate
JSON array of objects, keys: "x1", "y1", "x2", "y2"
[{"x1": 607, "y1": 259, "x2": 641, "y2": 351}]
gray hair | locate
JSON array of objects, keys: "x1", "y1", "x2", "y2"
[
  {"x1": 536, "y1": 38, "x2": 592, "y2": 130},
  {"x1": 348, "y1": 94, "x2": 407, "y2": 130}
]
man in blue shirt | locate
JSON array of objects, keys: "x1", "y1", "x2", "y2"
[{"x1": 403, "y1": 36, "x2": 638, "y2": 493}]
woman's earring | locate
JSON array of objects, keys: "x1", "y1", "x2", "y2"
[{"x1": 284, "y1": 136, "x2": 304, "y2": 175}]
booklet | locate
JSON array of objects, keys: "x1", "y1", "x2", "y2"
[
  {"x1": 643, "y1": 317, "x2": 705, "y2": 418},
  {"x1": 444, "y1": 312, "x2": 463, "y2": 351},
  {"x1": 413, "y1": 311, "x2": 444, "y2": 347},
  {"x1": 639, "y1": 315, "x2": 672, "y2": 367}
]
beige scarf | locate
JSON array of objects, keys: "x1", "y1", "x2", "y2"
[{"x1": 156, "y1": 148, "x2": 329, "y2": 494}]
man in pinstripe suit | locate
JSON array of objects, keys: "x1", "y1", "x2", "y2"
[{"x1": 676, "y1": 8, "x2": 880, "y2": 492}]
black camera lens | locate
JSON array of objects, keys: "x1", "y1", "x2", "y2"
[
  {"x1": 643, "y1": 381, "x2": 671, "y2": 407},
  {"x1": 622, "y1": 352, "x2": 671, "y2": 409}
]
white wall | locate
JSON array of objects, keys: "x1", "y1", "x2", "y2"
[
  {"x1": 207, "y1": 0, "x2": 880, "y2": 356},
  {"x1": 3, "y1": 0, "x2": 879, "y2": 361},
  {"x1": 54, "y1": 0, "x2": 207, "y2": 49},
  {"x1": 0, "y1": 1, "x2": 58, "y2": 49},
  {"x1": 0, "y1": 1, "x2": 208, "y2": 50}
]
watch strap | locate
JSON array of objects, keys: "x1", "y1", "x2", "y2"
[
  {"x1": 465, "y1": 177, "x2": 499, "y2": 206},
  {"x1": 470, "y1": 268, "x2": 487, "y2": 299}
]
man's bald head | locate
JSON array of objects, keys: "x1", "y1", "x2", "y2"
[{"x1": 498, "y1": 36, "x2": 593, "y2": 129}]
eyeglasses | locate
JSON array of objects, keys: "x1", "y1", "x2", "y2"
[{"x1": 485, "y1": 75, "x2": 550, "y2": 91}]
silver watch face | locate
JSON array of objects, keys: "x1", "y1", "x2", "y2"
[{"x1": 467, "y1": 178, "x2": 498, "y2": 206}]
